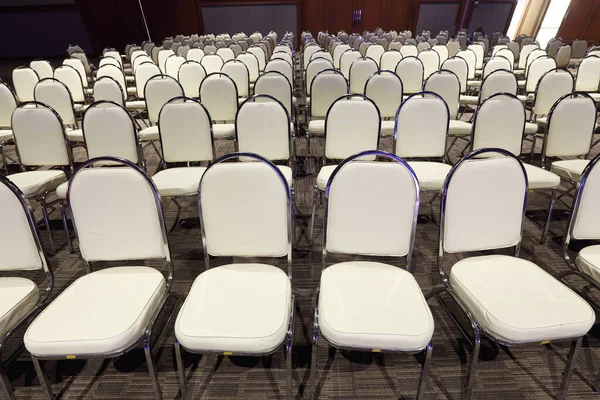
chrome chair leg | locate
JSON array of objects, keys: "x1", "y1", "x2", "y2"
[
  {"x1": 310, "y1": 323, "x2": 319, "y2": 400},
  {"x1": 309, "y1": 185, "x2": 319, "y2": 245},
  {"x1": 39, "y1": 196, "x2": 55, "y2": 253},
  {"x1": 0, "y1": 143, "x2": 8, "y2": 175},
  {"x1": 144, "y1": 334, "x2": 162, "y2": 400},
  {"x1": 541, "y1": 188, "x2": 556, "y2": 244},
  {"x1": 465, "y1": 328, "x2": 481, "y2": 400},
  {"x1": 0, "y1": 367, "x2": 14, "y2": 400},
  {"x1": 174, "y1": 339, "x2": 187, "y2": 399},
  {"x1": 557, "y1": 337, "x2": 583, "y2": 400},
  {"x1": 286, "y1": 294, "x2": 295, "y2": 400},
  {"x1": 416, "y1": 341, "x2": 433, "y2": 400},
  {"x1": 31, "y1": 356, "x2": 54, "y2": 400},
  {"x1": 60, "y1": 201, "x2": 74, "y2": 253}
]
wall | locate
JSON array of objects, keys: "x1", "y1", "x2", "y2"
[
  {"x1": 468, "y1": 1, "x2": 515, "y2": 34},
  {"x1": 416, "y1": 1, "x2": 462, "y2": 35},
  {"x1": 557, "y1": 0, "x2": 600, "y2": 43}
]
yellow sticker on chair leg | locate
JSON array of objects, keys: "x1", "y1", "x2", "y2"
[
  {"x1": 66, "y1": 355, "x2": 76, "y2": 359},
  {"x1": 372, "y1": 349, "x2": 381, "y2": 353},
  {"x1": 223, "y1": 351, "x2": 232, "y2": 356},
  {"x1": 541, "y1": 340, "x2": 550, "y2": 345}
]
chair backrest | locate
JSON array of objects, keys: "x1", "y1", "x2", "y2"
[
  {"x1": 483, "y1": 57, "x2": 511, "y2": 78},
  {"x1": 575, "y1": 56, "x2": 600, "y2": 92},
  {"x1": 471, "y1": 93, "x2": 524, "y2": 157},
  {"x1": 200, "y1": 53, "x2": 225, "y2": 75},
  {"x1": 323, "y1": 151, "x2": 419, "y2": 260},
  {"x1": 441, "y1": 57, "x2": 468, "y2": 94},
  {"x1": 63, "y1": 58, "x2": 88, "y2": 88},
  {"x1": 310, "y1": 50, "x2": 334, "y2": 65},
  {"x1": 417, "y1": 41, "x2": 431, "y2": 52},
  {"x1": 13, "y1": 67, "x2": 40, "y2": 103},
  {"x1": 467, "y1": 43, "x2": 484, "y2": 70},
  {"x1": 394, "y1": 92, "x2": 448, "y2": 159},
  {"x1": 525, "y1": 56, "x2": 557, "y2": 93},
  {"x1": 221, "y1": 59, "x2": 250, "y2": 97},
  {"x1": 365, "y1": 44, "x2": 385, "y2": 66},
  {"x1": 496, "y1": 48, "x2": 515, "y2": 69},
  {"x1": 446, "y1": 40, "x2": 460, "y2": 57},
  {"x1": 236, "y1": 95, "x2": 291, "y2": 162},
  {"x1": 306, "y1": 58, "x2": 334, "y2": 95},
  {"x1": 30, "y1": 60, "x2": 53, "y2": 80},
  {"x1": 144, "y1": 74, "x2": 184, "y2": 124},
  {"x1": 339, "y1": 50, "x2": 361, "y2": 80},
  {"x1": 526, "y1": 50, "x2": 547, "y2": 76},
  {"x1": 204, "y1": 44, "x2": 217, "y2": 54},
  {"x1": 96, "y1": 64, "x2": 127, "y2": 95},
  {"x1": 34, "y1": 78, "x2": 76, "y2": 125},
  {"x1": 400, "y1": 44, "x2": 418, "y2": 58},
  {"x1": 480, "y1": 69, "x2": 518, "y2": 103},
  {"x1": 380, "y1": 50, "x2": 402, "y2": 71},
  {"x1": 265, "y1": 59, "x2": 293, "y2": 85},
  {"x1": 12, "y1": 102, "x2": 71, "y2": 167},
  {"x1": 82, "y1": 101, "x2": 140, "y2": 165},
  {"x1": 68, "y1": 158, "x2": 170, "y2": 263},
  {"x1": 249, "y1": 46, "x2": 267, "y2": 71},
  {"x1": 492, "y1": 44, "x2": 508, "y2": 57},
  {"x1": 566, "y1": 154, "x2": 600, "y2": 241},
  {"x1": 165, "y1": 54, "x2": 186, "y2": 79},
  {"x1": 310, "y1": 69, "x2": 348, "y2": 118},
  {"x1": 135, "y1": 62, "x2": 161, "y2": 98},
  {"x1": 417, "y1": 49, "x2": 440, "y2": 79},
  {"x1": 131, "y1": 49, "x2": 148, "y2": 66},
  {"x1": 440, "y1": 150, "x2": 527, "y2": 256},
  {"x1": 556, "y1": 44, "x2": 571, "y2": 68},
  {"x1": 177, "y1": 61, "x2": 206, "y2": 98},
  {"x1": 544, "y1": 93, "x2": 596, "y2": 161},
  {"x1": 518, "y1": 43, "x2": 539, "y2": 69},
  {"x1": 158, "y1": 49, "x2": 175, "y2": 72},
  {"x1": 186, "y1": 47, "x2": 205, "y2": 63},
  {"x1": 571, "y1": 39, "x2": 588, "y2": 59},
  {"x1": 324, "y1": 94, "x2": 380, "y2": 160},
  {"x1": 158, "y1": 97, "x2": 215, "y2": 163},
  {"x1": 348, "y1": 57, "x2": 378, "y2": 94},
  {"x1": 456, "y1": 49, "x2": 476, "y2": 79},
  {"x1": 199, "y1": 72, "x2": 238, "y2": 122},
  {"x1": 236, "y1": 52, "x2": 260, "y2": 83},
  {"x1": 333, "y1": 44, "x2": 351, "y2": 69},
  {"x1": 103, "y1": 49, "x2": 123, "y2": 67},
  {"x1": 99, "y1": 56, "x2": 121, "y2": 70},
  {"x1": 432, "y1": 44, "x2": 449, "y2": 64},
  {"x1": 546, "y1": 38, "x2": 563, "y2": 57},
  {"x1": 54, "y1": 65, "x2": 85, "y2": 103},
  {"x1": 216, "y1": 47, "x2": 235, "y2": 63},
  {"x1": 93, "y1": 76, "x2": 125, "y2": 105},
  {"x1": 0, "y1": 82, "x2": 17, "y2": 128},
  {"x1": 271, "y1": 51, "x2": 293, "y2": 66},
  {"x1": 395, "y1": 56, "x2": 424, "y2": 94},
  {"x1": 532, "y1": 68, "x2": 574, "y2": 116},
  {"x1": 254, "y1": 71, "x2": 293, "y2": 117},
  {"x1": 132, "y1": 54, "x2": 152, "y2": 73},
  {"x1": 424, "y1": 70, "x2": 460, "y2": 118},
  {"x1": 364, "y1": 70, "x2": 403, "y2": 119}
]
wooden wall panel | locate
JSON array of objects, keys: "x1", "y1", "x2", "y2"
[
  {"x1": 557, "y1": 0, "x2": 600, "y2": 43},
  {"x1": 300, "y1": 0, "x2": 328, "y2": 37},
  {"x1": 140, "y1": 0, "x2": 202, "y2": 42}
]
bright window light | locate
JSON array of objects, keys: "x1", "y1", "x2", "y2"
[
  {"x1": 507, "y1": 0, "x2": 529, "y2": 40},
  {"x1": 536, "y1": 0, "x2": 572, "y2": 49}
]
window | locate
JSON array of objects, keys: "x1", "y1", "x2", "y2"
[{"x1": 536, "y1": 0, "x2": 572, "y2": 48}]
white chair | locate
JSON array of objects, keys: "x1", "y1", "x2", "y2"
[
  {"x1": 178, "y1": 61, "x2": 206, "y2": 98},
  {"x1": 434, "y1": 148, "x2": 593, "y2": 400},
  {"x1": 333, "y1": 43, "x2": 351, "y2": 69},
  {"x1": 93, "y1": 76, "x2": 125, "y2": 105},
  {"x1": 199, "y1": 72, "x2": 238, "y2": 140},
  {"x1": 522, "y1": 56, "x2": 557, "y2": 95},
  {"x1": 0, "y1": 174, "x2": 54, "y2": 399},
  {"x1": 306, "y1": 70, "x2": 348, "y2": 141},
  {"x1": 34, "y1": 78, "x2": 83, "y2": 142},
  {"x1": 364, "y1": 70, "x2": 403, "y2": 136},
  {"x1": 339, "y1": 50, "x2": 361, "y2": 80},
  {"x1": 174, "y1": 153, "x2": 294, "y2": 398},
  {"x1": 265, "y1": 58, "x2": 294, "y2": 85},
  {"x1": 98, "y1": 56, "x2": 121, "y2": 70},
  {"x1": 442, "y1": 57, "x2": 471, "y2": 103},
  {"x1": 417, "y1": 41, "x2": 431, "y2": 52},
  {"x1": 310, "y1": 50, "x2": 333, "y2": 65},
  {"x1": 10, "y1": 102, "x2": 73, "y2": 252},
  {"x1": 25, "y1": 157, "x2": 174, "y2": 400},
  {"x1": 479, "y1": 69, "x2": 518, "y2": 104},
  {"x1": 96, "y1": 64, "x2": 135, "y2": 96},
  {"x1": 255, "y1": 71, "x2": 295, "y2": 131},
  {"x1": 467, "y1": 43, "x2": 484, "y2": 75},
  {"x1": 271, "y1": 51, "x2": 293, "y2": 67},
  {"x1": 249, "y1": 45, "x2": 268, "y2": 71},
  {"x1": 0, "y1": 82, "x2": 16, "y2": 172},
  {"x1": 482, "y1": 57, "x2": 511, "y2": 80},
  {"x1": 186, "y1": 47, "x2": 205, "y2": 63},
  {"x1": 303, "y1": 44, "x2": 320, "y2": 70},
  {"x1": 13, "y1": 67, "x2": 39, "y2": 103},
  {"x1": 432, "y1": 44, "x2": 449, "y2": 64},
  {"x1": 306, "y1": 58, "x2": 334, "y2": 97},
  {"x1": 575, "y1": 55, "x2": 600, "y2": 100},
  {"x1": 103, "y1": 49, "x2": 123, "y2": 68},
  {"x1": 158, "y1": 48, "x2": 175, "y2": 73},
  {"x1": 126, "y1": 62, "x2": 161, "y2": 111},
  {"x1": 457, "y1": 49, "x2": 477, "y2": 84},
  {"x1": 424, "y1": 70, "x2": 471, "y2": 137},
  {"x1": 236, "y1": 52, "x2": 260, "y2": 83},
  {"x1": 139, "y1": 74, "x2": 184, "y2": 147},
  {"x1": 54, "y1": 65, "x2": 86, "y2": 107},
  {"x1": 380, "y1": 50, "x2": 402, "y2": 71},
  {"x1": 29, "y1": 60, "x2": 53, "y2": 80},
  {"x1": 396, "y1": 56, "x2": 424, "y2": 95},
  {"x1": 529, "y1": 68, "x2": 574, "y2": 128},
  {"x1": 221, "y1": 59, "x2": 250, "y2": 99},
  {"x1": 310, "y1": 150, "x2": 433, "y2": 400},
  {"x1": 309, "y1": 95, "x2": 380, "y2": 241},
  {"x1": 496, "y1": 47, "x2": 515, "y2": 70},
  {"x1": 63, "y1": 57, "x2": 88, "y2": 89},
  {"x1": 200, "y1": 54, "x2": 225, "y2": 75},
  {"x1": 348, "y1": 56, "x2": 378, "y2": 94},
  {"x1": 417, "y1": 49, "x2": 440, "y2": 79},
  {"x1": 365, "y1": 44, "x2": 385, "y2": 66},
  {"x1": 522, "y1": 48, "x2": 546, "y2": 77},
  {"x1": 165, "y1": 54, "x2": 186, "y2": 79},
  {"x1": 400, "y1": 44, "x2": 418, "y2": 58},
  {"x1": 152, "y1": 97, "x2": 214, "y2": 198},
  {"x1": 395, "y1": 92, "x2": 450, "y2": 193},
  {"x1": 216, "y1": 47, "x2": 235, "y2": 63}
]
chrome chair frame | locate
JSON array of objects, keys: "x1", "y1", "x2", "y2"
[
  {"x1": 31, "y1": 156, "x2": 175, "y2": 400},
  {"x1": 174, "y1": 152, "x2": 295, "y2": 399},
  {"x1": 0, "y1": 81, "x2": 19, "y2": 174},
  {"x1": 310, "y1": 150, "x2": 432, "y2": 400}
]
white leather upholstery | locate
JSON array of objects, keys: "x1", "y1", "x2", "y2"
[
  {"x1": 200, "y1": 162, "x2": 289, "y2": 257},
  {"x1": 550, "y1": 159, "x2": 589, "y2": 182},
  {"x1": 310, "y1": 71, "x2": 348, "y2": 118},
  {"x1": 395, "y1": 96, "x2": 448, "y2": 158},
  {"x1": 432, "y1": 44, "x2": 449, "y2": 64},
  {"x1": 236, "y1": 53, "x2": 260, "y2": 83},
  {"x1": 325, "y1": 98, "x2": 380, "y2": 160},
  {"x1": 425, "y1": 71, "x2": 460, "y2": 117},
  {"x1": 570, "y1": 161, "x2": 600, "y2": 239},
  {"x1": 483, "y1": 58, "x2": 510, "y2": 79},
  {"x1": 319, "y1": 261, "x2": 433, "y2": 351},
  {"x1": 93, "y1": 78, "x2": 124, "y2": 106},
  {"x1": 523, "y1": 164, "x2": 560, "y2": 189},
  {"x1": 468, "y1": 43, "x2": 484, "y2": 70},
  {"x1": 54, "y1": 66, "x2": 85, "y2": 103},
  {"x1": 306, "y1": 59, "x2": 334, "y2": 95},
  {"x1": 178, "y1": 61, "x2": 206, "y2": 98},
  {"x1": 24, "y1": 266, "x2": 166, "y2": 356},
  {"x1": 175, "y1": 263, "x2": 291, "y2": 353},
  {"x1": 212, "y1": 123, "x2": 235, "y2": 139},
  {"x1": 576, "y1": 246, "x2": 600, "y2": 283},
  {"x1": 472, "y1": 95, "x2": 523, "y2": 156},
  {"x1": 264, "y1": 59, "x2": 293, "y2": 87},
  {"x1": 56, "y1": 181, "x2": 67, "y2": 199},
  {"x1": 201, "y1": 54, "x2": 224, "y2": 75},
  {"x1": 450, "y1": 255, "x2": 595, "y2": 343},
  {"x1": 340, "y1": 51, "x2": 361, "y2": 80},
  {"x1": 158, "y1": 49, "x2": 175, "y2": 73},
  {"x1": 237, "y1": 100, "x2": 290, "y2": 162},
  {"x1": 0, "y1": 277, "x2": 39, "y2": 337},
  {"x1": 8, "y1": 171, "x2": 67, "y2": 197},
  {"x1": 399, "y1": 45, "x2": 418, "y2": 58},
  {"x1": 125, "y1": 100, "x2": 146, "y2": 110},
  {"x1": 254, "y1": 73, "x2": 293, "y2": 117},
  {"x1": 442, "y1": 57, "x2": 468, "y2": 93},
  {"x1": 496, "y1": 48, "x2": 515, "y2": 69},
  {"x1": 83, "y1": 105, "x2": 139, "y2": 164},
  {"x1": 366, "y1": 45, "x2": 385, "y2": 66},
  {"x1": 145, "y1": 76, "x2": 184, "y2": 124},
  {"x1": 575, "y1": 56, "x2": 600, "y2": 92},
  {"x1": 186, "y1": 48, "x2": 205, "y2": 64},
  {"x1": 480, "y1": 70, "x2": 518, "y2": 102},
  {"x1": 525, "y1": 122, "x2": 538, "y2": 134},
  {"x1": 380, "y1": 120, "x2": 395, "y2": 136},
  {"x1": 380, "y1": 50, "x2": 402, "y2": 71},
  {"x1": 525, "y1": 57, "x2": 556, "y2": 93},
  {"x1": 13, "y1": 67, "x2": 39, "y2": 102},
  {"x1": 34, "y1": 80, "x2": 77, "y2": 125},
  {"x1": 68, "y1": 168, "x2": 167, "y2": 261},
  {"x1": 546, "y1": 97, "x2": 596, "y2": 157},
  {"x1": 96, "y1": 65, "x2": 127, "y2": 96},
  {"x1": 459, "y1": 95, "x2": 478, "y2": 105},
  {"x1": 326, "y1": 162, "x2": 418, "y2": 256},
  {"x1": 408, "y1": 161, "x2": 451, "y2": 191},
  {"x1": 302, "y1": 46, "x2": 319, "y2": 70},
  {"x1": 364, "y1": 72, "x2": 403, "y2": 119},
  {"x1": 151, "y1": 167, "x2": 207, "y2": 197},
  {"x1": 221, "y1": 61, "x2": 250, "y2": 97},
  {"x1": 448, "y1": 120, "x2": 472, "y2": 136},
  {"x1": 0, "y1": 83, "x2": 17, "y2": 127},
  {"x1": 349, "y1": 58, "x2": 378, "y2": 94},
  {"x1": 333, "y1": 44, "x2": 351, "y2": 69},
  {"x1": 443, "y1": 157, "x2": 526, "y2": 253},
  {"x1": 417, "y1": 50, "x2": 440, "y2": 79},
  {"x1": 165, "y1": 55, "x2": 186, "y2": 79},
  {"x1": 200, "y1": 75, "x2": 237, "y2": 122},
  {"x1": 0, "y1": 129, "x2": 12, "y2": 142},
  {"x1": 456, "y1": 49, "x2": 476, "y2": 79},
  {"x1": 159, "y1": 100, "x2": 214, "y2": 162},
  {"x1": 249, "y1": 47, "x2": 267, "y2": 71},
  {"x1": 316, "y1": 165, "x2": 336, "y2": 190},
  {"x1": 30, "y1": 60, "x2": 53, "y2": 80},
  {"x1": 532, "y1": 70, "x2": 574, "y2": 116},
  {"x1": 134, "y1": 63, "x2": 160, "y2": 98},
  {"x1": 308, "y1": 119, "x2": 325, "y2": 135},
  {"x1": 138, "y1": 126, "x2": 159, "y2": 141}
]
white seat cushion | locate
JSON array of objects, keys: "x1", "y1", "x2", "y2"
[
  {"x1": 450, "y1": 255, "x2": 595, "y2": 343},
  {"x1": 460, "y1": 95, "x2": 479, "y2": 105},
  {"x1": 152, "y1": 167, "x2": 207, "y2": 197},
  {"x1": 126, "y1": 76, "x2": 135, "y2": 82},
  {"x1": 73, "y1": 104, "x2": 89, "y2": 112},
  {"x1": 550, "y1": 159, "x2": 590, "y2": 183},
  {"x1": 212, "y1": 123, "x2": 235, "y2": 139},
  {"x1": 517, "y1": 95, "x2": 527, "y2": 102},
  {"x1": 25, "y1": 266, "x2": 166, "y2": 357},
  {"x1": 589, "y1": 93, "x2": 600, "y2": 102},
  {"x1": 517, "y1": 80, "x2": 526, "y2": 88},
  {"x1": 448, "y1": 120, "x2": 472, "y2": 136},
  {"x1": 0, "y1": 129, "x2": 13, "y2": 142},
  {"x1": 56, "y1": 181, "x2": 68, "y2": 199},
  {"x1": 8, "y1": 170, "x2": 66, "y2": 197},
  {"x1": 523, "y1": 164, "x2": 560, "y2": 189},
  {"x1": 66, "y1": 128, "x2": 83, "y2": 142},
  {"x1": 276, "y1": 165, "x2": 293, "y2": 186},
  {"x1": 467, "y1": 80, "x2": 481, "y2": 87},
  {"x1": 175, "y1": 263, "x2": 292, "y2": 353},
  {"x1": 126, "y1": 87, "x2": 137, "y2": 95},
  {"x1": 576, "y1": 245, "x2": 600, "y2": 284},
  {"x1": 381, "y1": 120, "x2": 395, "y2": 136},
  {"x1": 319, "y1": 261, "x2": 434, "y2": 351},
  {"x1": 316, "y1": 165, "x2": 337, "y2": 190},
  {"x1": 0, "y1": 277, "x2": 39, "y2": 338},
  {"x1": 525, "y1": 122, "x2": 538, "y2": 134},
  {"x1": 308, "y1": 119, "x2": 325, "y2": 136},
  {"x1": 514, "y1": 69, "x2": 525, "y2": 75},
  {"x1": 138, "y1": 126, "x2": 159, "y2": 141},
  {"x1": 125, "y1": 100, "x2": 146, "y2": 110},
  {"x1": 408, "y1": 161, "x2": 452, "y2": 191}
]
